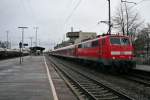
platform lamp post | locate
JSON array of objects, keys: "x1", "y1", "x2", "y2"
[{"x1": 18, "y1": 27, "x2": 28, "y2": 63}]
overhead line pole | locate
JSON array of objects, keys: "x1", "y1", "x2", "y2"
[
  {"x1": 29, "y1": 37, "x2": 33, "y2": 56},
  {"x1": 121, "y1": 0, "x2": 136, "y2": 36},
  {"x1": 6, "y1": 31, "x2": 9, "y2": 49},
  {"x1": 108, "y1": 0, "x2": 111, "y2": 34},
  {"x1": 34, "y1": 27, "x2": 38, "y2": 47},
  {"x1": 29, "y1": 37, "x2": 33, "y2": 47}
]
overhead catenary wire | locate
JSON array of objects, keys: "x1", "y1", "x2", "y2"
[
  {"x1": 60, "y1": 0, "x2": 82, "y2": 42},
  {"x1": 137, "y1": 0, "x2": 150, "y2": 5},
  {"x1": 26, "y1": 0, "x2": 38, "y2": 24},
  {"x1": 65, "y1": 0, "x2": 82, "y2": 23},
  {"x1": 129, "y1": 0, "x2": 150, "y2": 8}
]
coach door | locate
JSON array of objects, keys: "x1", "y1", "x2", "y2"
[
  {"x1": 99, "y1": 39, "x2": 102, "y2": 58},
  {"x1": 100, "y1": 38, "x2": 106, "y2": 58},
  {"x1": 74, "y1": 45, "x2": 78, "y2": 57}
]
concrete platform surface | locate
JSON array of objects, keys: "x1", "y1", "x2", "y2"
[
  {"x1": 0, "y1": 56, "x2": 53, "y2": 100},
  {"x1": 135, "y1": 64, "x2": 150, "y2": 72}
]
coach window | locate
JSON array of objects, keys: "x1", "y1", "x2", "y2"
[
  {"x1": 78, "y1": 44, "x2": 82, "y2": 48},
  {"x1": 92, "y1": 40, "x2": 99, "y2": 47},
  {"x1": 86, "y1": 42, "x2": 91, "y2": 48},
  {"x1": 83, "y1": 43, "x2": 86, "y2": 48}
]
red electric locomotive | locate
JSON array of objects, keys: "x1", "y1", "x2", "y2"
[{"x1": 50, "y1": 34, "x2": 136, "y2": 72}]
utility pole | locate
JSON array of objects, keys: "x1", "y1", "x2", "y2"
[
  {"x1": 29, "y1": 37, "x2": 33, "y2": 56},
  {"x1": 18, "y1": 27, "x2": 28, "y2": 63},
  {"x1": 38, "y1": 39, "x2": 40, "y2": 46},
  {"x1": 6, "y1": 31, "x2": 9, "y2": 49},
  {"x1": 34, "y1": 27, "x2": 39, "y2": 47},
  {"x1": 71, "y1": 27, "x2": 73, "y2": 32},
  {"x1": 107, "y1": 0, "x2": 111, "y2": 34},
  {"x1": 29, "y1": 37, "x2": 33, "y2": 47}
]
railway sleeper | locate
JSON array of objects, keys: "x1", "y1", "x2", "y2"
[
  {"x1": 90, "y1": 90, "x2": 109, "y2": 94},
  {"x1": 81, "y1": 84, "x2": 100, "y2": 87},
  {"x1": 96, "y1": 96, "x2": 119, "y2": 100},
  {"x1": 84, "y1": 87, "x2": 104, "y2": 90},
  {"x1": 97, "y1": 93, "x2": 115, "y2": 97}
]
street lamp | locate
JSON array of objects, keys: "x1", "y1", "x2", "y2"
[
  {"x1": 18, "y1": 27, "x2": 28, "y2": 63},
  {"x1": 18, "y1": 27, "x2": 28, "y2": 48}
]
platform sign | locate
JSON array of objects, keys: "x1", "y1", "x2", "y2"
[{"x1": 23, "y1": 43, "x2": 28, "y2": 46}]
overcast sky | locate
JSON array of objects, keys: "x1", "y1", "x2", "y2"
[{"x1": 0, "y1": 0, "x2": 150, "y2": 49}]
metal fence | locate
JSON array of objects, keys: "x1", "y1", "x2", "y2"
[{"x1": 135, "y1": 57, "x2": 150, "y2": 65}]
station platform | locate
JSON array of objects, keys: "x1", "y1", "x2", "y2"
[
  {"x1": 135, "y1": 64, "x2": 150, "y2": 72},
  {"x1": 0, "y1": 56, "x2": 54, "y2": 100}
]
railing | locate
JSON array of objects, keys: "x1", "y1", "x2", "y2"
[{"x1": 135, "y1": 57, "x2": 150, "y2": 65}]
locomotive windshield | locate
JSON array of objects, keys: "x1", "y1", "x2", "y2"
[
  {"x1": 110, "y1": 37, "x2": 130, "y2": 45},
  {"x1": 121, "y1": 38, "x2": 130, "y2": 45}
]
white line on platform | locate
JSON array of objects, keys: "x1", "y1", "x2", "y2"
[{"x1": 44, "y1": 56, "x2": 59, "y2": 100}]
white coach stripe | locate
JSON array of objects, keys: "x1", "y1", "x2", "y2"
[
  {"x1": 44, "y1": 56, "x2": 59, "y2": 100},
  {"x1": 124, "y1": 51, "x2": 132, "y2": 55},
  {"x1": 111, "y1": 51, "x2": 120, "y2": 55}
]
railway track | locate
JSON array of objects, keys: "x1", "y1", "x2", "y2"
[
  {"x1": 122, "y1": 70, "x2": 150, "y2": 87},
  {"x1": 47, "y1": 56, "x2": 134, "y2": 100}
]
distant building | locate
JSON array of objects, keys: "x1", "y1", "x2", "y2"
[
  {"x1": 66, "y1": 31, "x2": 97, "y2": 44},
  {"x1": 54, "y1": 31, "x2": 97, "y2": 49}
]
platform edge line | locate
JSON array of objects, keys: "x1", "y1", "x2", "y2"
[{"x1": 44, "y1": 56, "x2": 59, "y2": 100}]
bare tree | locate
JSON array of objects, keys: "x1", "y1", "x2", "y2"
[
  {"x1": 134, "y1": 23, "x2": 150, "y2": 59},
  {"x1": 112, "y1": 3, "x2": 144, "y2": 36}
]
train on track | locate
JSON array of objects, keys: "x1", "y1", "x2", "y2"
[
  {"x1": 50, "y1": 34, "x2": 136, "y2": 72},
  {"x1": 0, "y1": 48, "x2": 29, "y2": 59}
]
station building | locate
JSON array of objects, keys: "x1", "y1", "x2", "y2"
[{"x1": 54, "y1": 31, "x2": 97, "y2": 49}]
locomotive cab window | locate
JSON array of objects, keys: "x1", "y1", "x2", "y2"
[
  {"x1": 110, "y1": 37, "x2": 130, "y2": 45},
  {"x1": 121, "y1": 38, "x2": 130, "y2": 45},
  {"x1": 110, "y1": 37, "x2": 121, "y2": 45}
]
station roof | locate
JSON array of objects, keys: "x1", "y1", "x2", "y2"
[{"x1": 30, "y1": 46, "x2": 45, "y2": 51}]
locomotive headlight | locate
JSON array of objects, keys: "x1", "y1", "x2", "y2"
[
  {"x1": 129, "y1": 56, "x2": 132, "y2": 59},
  {"x1": 112, "y1": 57, "x2": 115, "y2": 59}
]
